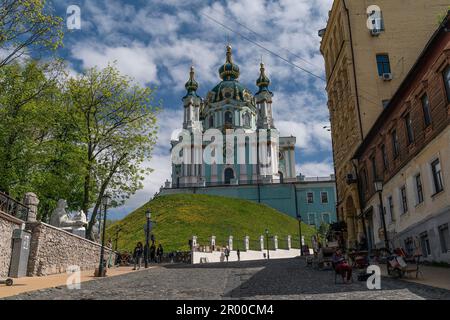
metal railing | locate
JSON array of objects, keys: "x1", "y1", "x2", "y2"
[{"x1": 0, "y1": 191, "x2": 29, "y2": 221}]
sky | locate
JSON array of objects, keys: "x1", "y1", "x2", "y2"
[{"x1": 51, "y1": 0, "x2": 335, "y2": 219}]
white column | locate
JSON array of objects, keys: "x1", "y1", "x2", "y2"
[
  {"x1": 287, "y1": 235, "x2": 292, "y2": 250},
  {"x1": 274, "y1": 235, "x2": 278, "y2": 250},
  {"x1": 260, "y1": 235, "x2": 264, "y2": 251},
  {"x1": 228, "y1": 235, "x2": 233, "y2": 251},
  {"x1": 244, "y1": 236, "x2": 250, "y2": 251},
  {"x1": 211, "y1": 236, "x2": 216, "y2": 249}
]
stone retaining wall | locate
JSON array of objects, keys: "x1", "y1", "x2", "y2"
[
  {"x1": 0, "y1": 211, "x2": 24, "y2": 278},
  {"x1": 26, "y1": 222, "x2": 116, "y2": 276}
]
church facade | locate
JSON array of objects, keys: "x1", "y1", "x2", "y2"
[{"x1": 170, "y1": 45, "x2": 296, "y2": 188}]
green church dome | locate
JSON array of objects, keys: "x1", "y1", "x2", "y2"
[
  {"x1": 183, "y1": 65, "x2": 199, "y2": 98},
  {"x1": 256, "y1": 62, "x2": 272, "y2": 94},
  {"x1": 218, "y1": 45, "x2": 240, "y2": 81}
]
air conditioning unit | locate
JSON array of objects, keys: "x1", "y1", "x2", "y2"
[
  {"x1": 382, "y1": 73, "x2": 393, "y2": 81},
  {"x1": 370, "y1": 28, "x2": 381, "y2": 36}
]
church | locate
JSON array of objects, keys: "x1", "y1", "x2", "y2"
[
  {"x1": 170, "y1": 45, "x2": 297, "y2": 188},
  {"x1": 160, "y1": 45, "x2": 336, "y2": 227}
]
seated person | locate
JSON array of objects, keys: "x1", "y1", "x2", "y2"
[{"x1": 332, "y1": 248, "x2": 352, "y2": 283}]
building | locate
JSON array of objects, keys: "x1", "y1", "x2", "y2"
[
  {"x1": 160, "y1": 45, "x2": 337, "y2": 226},
  {"x1": 319, "y1": 0, "x2": 450, "y2": 247},
  {"x1": 171, "y1": 45, "x2": 296, "y2": 188},
  {"x1": 354, "y1": 13, "x2": 450, "y2": 263}
]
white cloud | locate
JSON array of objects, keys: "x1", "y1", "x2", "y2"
[{"x1": 297, "y1": 161, "x2": 334, "y2": 178}]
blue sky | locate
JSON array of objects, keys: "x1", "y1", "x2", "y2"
[{"x1": 51, "y1": 0, "x2": 334, "y2": 219}]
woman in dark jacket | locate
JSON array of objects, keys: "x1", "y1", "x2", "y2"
[{"x1": 133, "y1": 242, "x2": 143, "y2": 270}]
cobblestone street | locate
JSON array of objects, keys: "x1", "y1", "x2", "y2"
[{"x1": 4, "y1": 258, "x2": 450, "y2": 300}]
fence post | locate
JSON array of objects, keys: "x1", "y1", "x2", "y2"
[
  {"x1": 244, "y1": 236, "x2": 249, "y2": 251},
  {"x1": 274, "y1": 235, "x2": 278, "y2": 250},
  {"x1": 287, "y1": 235, "x2": 292, "y2": 250},
  {"x1": 228, "y1": 235, "x2": 233, "y2": 251},
  {"x1": 260, "y1": 235, "x2": 264, "y2": 251},
  {"x1": 211, "y1": 236, "x2": 216, "y2": 250}
]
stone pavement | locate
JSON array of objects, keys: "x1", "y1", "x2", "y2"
[
  {"x1": 0, "y1": 266, "x2": 153, "y2": 299},
  {"x1": 3, "y1": 258, "x2": 450, "y2": 300}
]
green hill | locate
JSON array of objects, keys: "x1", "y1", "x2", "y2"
[{"x1": 106, "y1": 194, "x2": 315, "y2": 252}]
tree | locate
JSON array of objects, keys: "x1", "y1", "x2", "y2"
[
  {"x1": 0, "y1": 60, "x2": 85, "y2": 219},
  {"x1": 66, "y1": 65, "x2": 159, "y2": 239},
  {"x1": 0, "y1": 0, "x2": 64, "y2": 68}
]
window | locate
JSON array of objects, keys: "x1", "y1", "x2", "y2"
[
  {"x1": 391, "y1": 130, "x2": 400, "y2": 159},
  {"x1": 322, "y1": 213, "x2": 330, "y2": 224},
  {"x1": 376, "y1": 54, "x2": 391, "y2": 76},
  {"x1": 381, "y1": 145, "x2": 389, "y2": 171},
  {"x1": 209, "y1": 115, "x2": 214, "y2": 128},
  {"x1": 243, "y1": 113, "x2": 251, "y2": 127},
  {"x1": 371, "y1": 155, "x2": 377, "y2": 180},
  {"x1": 420, "y1": 232, "x2": 431, "y2": 257},
  {"x1": 308, "y1": 213, "x2": 315, "y2": 225},
  {"x1": 404, "y1": 113, "x2": 414, "y2": 145},
  {"x1": 438, "y1": 224, "x2": 449, "y2": 253},
  {"x1": 421, "y1": 94, "x2": 432, "y2": 127},
  {"x1": 378, "y1": 204, "x2": 384, "y2": 230},
  {"x1": 431, "y1": 158, "x2": 444, "y2": 194},
  {"x1": 404, "y1": 237, "x2": 414, "y2": 256},
  {"x1": 387, "y1": 195, "x2": 394, "y2": 223},
  {"x1": 400, "y1": 185, "x2": 408, "y2": 214},
  {"x1": 443, "y1": 66, "x2": 450, "y2": 103},
  {"x1": 414, "y1": 174, "x2": 424, "y2": 205},
  {"x1": 307, "y1": 192, "x2": 314, "y2": 204},
  {"x1": 224, "y1": 111, "x2": 233, "y2": 125},
  {"x1": 321, "y1": 192, "x2": 328, "y2": 204}
]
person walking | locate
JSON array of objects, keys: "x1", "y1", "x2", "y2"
[
  {"x1": 237, "y1": 249, "x2": 240, "y2": 262},
  {"x1": 133, "y1": 242, "x2": 143, "y2": 270},
  {"x1": 224, "y1": 246, "x2": 230, "y2": 262},
  {"x1": 150, "y1": 243, "x2": 156, "y2": 263},
  {"x1": 157, "y1": 244, "x2": 164, "y2": 263}
]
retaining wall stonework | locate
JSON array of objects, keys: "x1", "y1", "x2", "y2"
[
  {"x1": 25, "y1": 222, "x2": 115, "y2": 276},
  {"x1": 0, "y1": 211, "x2": 23, "y2": 278}
]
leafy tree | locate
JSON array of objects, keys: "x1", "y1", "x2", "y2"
[
  {"x1": 0, "y1": 60, "x2": 85, "y2": 219},
  {"x1": 0, "y1": 0, "x2": 64, "y2": 68},
  {"x1": 66, "y1": 65, "x2": 159, "y2": 239}
]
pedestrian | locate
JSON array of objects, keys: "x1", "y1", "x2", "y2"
[
  {"x1": 237, "y1": 249, "x2": 240, "y2": 262},
  {"x1": 157, "y1": 244, "x2": 164, "y2": 263},
  {"x1": 150, "y1": 243, "x2": 156, "y2": 263},
  {"x1": 133, "y1": 242, "x2": 143, "y2": 270},
  {"x1": 332, "y1": 248, "x2": 352, "y2": 283},
  {"x1": 224, "y1": 246, "x2": 230, "y2": 262}
]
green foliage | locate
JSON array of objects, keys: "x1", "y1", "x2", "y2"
[
  {"x1": 0, "y1": 0, "x2": 64, "y2": 68},
  {"x1": 65, "y1": 64, "x2": 159, "y2": 238},
  {"x1": 0, "y1": 60, "x2": 85, "y2": 219},
  {"x1": 106, "y1": 194, "x2": 315, "y2": 253}
]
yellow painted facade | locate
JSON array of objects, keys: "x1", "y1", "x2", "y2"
[{"x1": 320, "y1": 0, "x2": 450, "y2": 247}]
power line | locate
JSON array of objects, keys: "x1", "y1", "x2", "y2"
[
  {"x1": 226, "y1": 16, "x2": 321, "y2": 70},
  {"x1": 202, "y1": 12, "x2": 326, "y2": 82}
]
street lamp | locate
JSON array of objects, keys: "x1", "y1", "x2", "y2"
[
  {"x1": 265, "y1": 229, "x2": 270, "y2": 260},
  {"x1": 97, "y1": 193, "x2": 110, "y2": 277},
  {"x1": 145, "y1": 209, "x2": 151, "y2": 268},
  {"x1": 297, "y1": 215, "x2": 303, "y2": 256},
  {"x1": 374, "y1": 179, "x2": 390, "y2": 253},
  {"x1": 114, "y1": 227, "x2": 122, "y2": 251}
]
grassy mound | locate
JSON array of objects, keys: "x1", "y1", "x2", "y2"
[{"x1": 106, "y1": 194, "x2": 315, "y2": 252}]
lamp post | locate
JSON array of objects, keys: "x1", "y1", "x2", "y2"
[
  {"x1": 297, "y1": 215, "x2": 303, "y2": 256},
  {"x1": 114, "y1": 227, "x2": 122, "y2": 251},
  {"x1": 374, "y1": 179, "x2": 390, "y2": 253},
  {"x1": 145, "y1": 209, "x2": 151, "y2": 269},
  {"x1": 97, "y1": 193, "x2": 110, "y2": 277},
  {"x1": 265, "y1": 229, "x2": 270, "y2": 260}
]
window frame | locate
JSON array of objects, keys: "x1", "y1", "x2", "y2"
[
  {"x1": 400, "y1": 185, "x2": 408, "y2": 214},
  {"x1": 431, "y1": 158, "x2": 444, "y2": 194},
  {"x1": 415, "y1": 173, "x2": 424, "y2": 205},
  {"x1": 381, "y1": 144, "x2": 388, "y2": 171},
  {"x1": 421, "y1": 93, "x2": 432, "y2": 127},
  {"x1": 387, "y1": 195, "x2": 394, "y2": 223},
  {"x1": 307, "y1": 192, "x2": 314, "y2": 204},
  {"x1": 438, "y1": 223, "x2": 449, "y2": 254},
  {"x1": 391, "y1": 130, "x2": 400, "y2": 159},
  {"x1": 376, "y1": 54, "x2": 391, "y2": 76},
  {"x1": 320, "y1": 191, "x2": 329, "y2": 204},
  {"x1": 404, "y1": 112, "x2": 414, "y2": 145},
  {"x1": 443, "y1": 65, "x2": 450, "y2": 103}
]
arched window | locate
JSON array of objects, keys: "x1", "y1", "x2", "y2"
[
  {"x1": 224, "y1": 168, "x2": 235, "y2": 184},
  {"x1": 209, "y1": 115, "x2": 214, "y2": 128},
  {"x1": 225, "y1": 111, "x2": 233, "y2": 125},
  {"x1": 243, "y1": 113, "x2": 251, "y2": 127}
]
